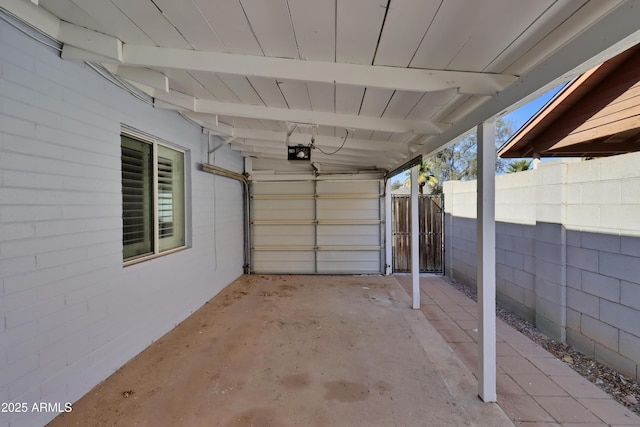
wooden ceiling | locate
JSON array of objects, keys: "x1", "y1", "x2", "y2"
[{"x1": 3, "y1": 0, "x2": 640, "y2": 174}]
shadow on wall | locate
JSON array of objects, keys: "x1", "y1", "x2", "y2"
[{"x1": 445, "y1": 215, "x2": 640, "y2": 381}]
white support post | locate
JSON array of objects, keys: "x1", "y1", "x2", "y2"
[
  {"x1": 411, "y1": 165, "x2": 420, "y2": 309},
  {"x1": 385, "y1": 179, "x2": 393, "y2": 275},
  {"x1": 477, "y1": 121, "x2": 497, "y2": 402}
]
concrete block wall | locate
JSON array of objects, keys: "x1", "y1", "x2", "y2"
[
  {"x1": 566, "y1": 231, "x2": 640, "y2": 380},
  {"x1": 444, "y1": 153, "x2": 640, "y2": 380},
  {"x1": 0, "y1": 19, "x2": 244, "y2": 427},
  {"x1": 496, "y1": 221, "x2": 536, "y2": 325},
  {"x1": 532, "y1": 222, "x2": 566, "y2": 341}
]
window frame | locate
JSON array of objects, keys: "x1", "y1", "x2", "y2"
[{"x1": 121, "y1": 127, "x2": 188, "y2": 266}]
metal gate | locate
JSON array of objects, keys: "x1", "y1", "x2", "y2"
[{"x1": 392, "y1": 194, "x2": 444, "y2": 273}]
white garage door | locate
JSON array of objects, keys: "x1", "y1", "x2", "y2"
[{"x1": 251, "y1": 180, "x2": 383, "y2": 274}]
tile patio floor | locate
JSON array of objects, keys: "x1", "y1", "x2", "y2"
[{"x1": 395, "y1": 274, "x2": 640, "y2": 427}]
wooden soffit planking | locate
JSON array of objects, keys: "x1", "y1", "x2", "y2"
[{"x1": 499, "y1": 43, "x2": 640, "y2": 158}]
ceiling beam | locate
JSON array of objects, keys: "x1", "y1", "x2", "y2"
[
  {"x1": 415, "y1": 0, "x2": 640, "y2": 160},
  {"x1": 229, "y1": 142, "x2": 395, "y2": 160},
  {"x1": 75, "y1": 45, "x2": 519, "y2": 95},
  {"x1": 101, "y1": 64, "x2": 169, "y2": 92},
  {"x1": 182, "y1": 115, "x2": 397, "y2": 151},
  {"x1": 62, "y1": 45, "x2": 117, "y2": 63},
  {"x1": 235, "y1": 135, "x2": 394, "y2": 152},
  {"x1": 194, "y1": 100, "x2": 447, "y2": 134},
  {"x1": 0, "y1": 0, "x2": 122, "y2": 60},
  {"x1": 58, "y1": 21, "x2": 121, "y2": 61},
  {"x1": 230, "y1": 140, "x2": 401, "y2": 160},
  {"x1": 182, "y1": 112, "x2": 234, "y2": 136},
  {"x1": 237, "y1": 147, "x2": 396, "y2": 169},
  {"x1": 127, "y1": 83, "x2": 194, "y2": 110},
  {"x1": 0, "y1": 0, "x2": 59, "y2": 37}
]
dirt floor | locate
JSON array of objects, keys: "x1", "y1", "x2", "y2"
[{"x1": 48, "y1": 274, "x2": 512, "y2": 427}]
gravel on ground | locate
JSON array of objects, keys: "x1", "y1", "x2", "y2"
[{"x1": 442, "y1": 276, "x2": 640, "y2": 415}]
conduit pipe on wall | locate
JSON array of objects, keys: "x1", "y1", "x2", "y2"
[{"x1": 200, "y1": 162, "x2": 251, "y2": 274}]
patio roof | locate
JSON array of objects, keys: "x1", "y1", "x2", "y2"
[
  {"x1": 2, "y1": 0, "x2": 640, "y2": 174},
  {"x1": 3, "y1": 0, "x2": 640, "y2": 410},
  {"x1": 499, "y1": 43, "x2": 640, "y2": 158}
]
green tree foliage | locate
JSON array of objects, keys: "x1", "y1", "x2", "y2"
[
  {"x1": 506, "y1": 159, "x2": 532, "y2": 173},
  {"x1": 390, "y1": 181, "x2": 403, "y2": 191},
  {"x1": 407, "y1": 118, "x2": 514, "y2": 193},
  {"x1": 402, "y1": 162, "x2": 439, "y2": 193}
]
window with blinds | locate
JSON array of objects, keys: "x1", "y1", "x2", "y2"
[
  {"x1": 157, "y1": 144, "x2": 185, "y2": 252},
  {"x1": 121, "y1": 133, "x2": 186, "y2": 263},
  {"x1": 158, "y1": 156, "x2": 174, "y2": 238},
  {"x1": 122, "y1": 136, "x2": 153, "y2": 259}
]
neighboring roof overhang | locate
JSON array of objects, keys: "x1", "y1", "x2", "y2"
[{"x1": 499, "y1": 43, "x2": 640, "y2": 158}]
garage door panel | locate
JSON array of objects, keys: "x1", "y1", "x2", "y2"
[
  {"x1": 317, "y1": 224, "x2": 380, "y2": 245},
  {"x1": 317, "y1": 262, "x2": 380, "y2": 273},
  {"x1": 316, "y1": 180, "x2": 379, "y2": 194},
  {"x1": 253, "y1": 225, "x2": 314, "y2": 246},
  {"x1": 251, "y1": 179, "x2": 382, "y2": 274},
  {"x1": 317, "y1": 251, "x2": 379, "y2": 261},
  {"x1": 317, "y1": 251, "x2": 380, "y2": 273},
  {"x1": 253, "y1": 199, "x2": 315, "y2": 220},
  {"x1": 253, "y1": 181, "x2": 314, "y2": 195},
  {"x1": 317, "y1": 198, "x2": 378, "y2": 211},
  {"x1": 253, "y1": 250, "x2": 315, "y2": 273},
  {"x1": 317, "y1": 208, "x2": 380, "y2": 220}
]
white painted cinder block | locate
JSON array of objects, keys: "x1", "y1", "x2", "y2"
[
  {"x1": 0, "y1": 20, "x2": 244, "y2": 427},
  {"x1": 580, "y1": 181, "x2": 621, "y2": 205},
  {"x1": 598, "y1": 151, "x2": 640, "y2": 181},
  {"x1": 621, "y1": 179, "x2": 640, "y2": 205},
  {"x1": 566, "y1": 157, "x2": 601, "y2": 183},
  {"x1": 566, "y1": 204, "x2": 600, "y2": 229}
]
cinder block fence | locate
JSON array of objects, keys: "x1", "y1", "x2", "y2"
[{"x1": 444, "y1": 153, "x2": 640, "y2": 380}]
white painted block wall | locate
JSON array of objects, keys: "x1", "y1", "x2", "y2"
[
  {"x1": 444, "y1": 154, "x2": 640, "y2": 380},
  {"x1": 0, "y1": 19, "x2": 244, "y2": 427}
]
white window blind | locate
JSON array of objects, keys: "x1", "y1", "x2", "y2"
[{"x1": 121, "y1": 133, "x2": 186, "y2": 262}]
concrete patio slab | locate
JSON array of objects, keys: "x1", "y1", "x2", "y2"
[{"x1": 47, "y1": 275, "x2": 513, "y2": 427}]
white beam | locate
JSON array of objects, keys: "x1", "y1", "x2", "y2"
[
  {"x1": 417, "y1": 0, "x2": 640, "y2": 159},
  {"x1": 230, "y1": 141, "x2": 404, "y2": 162},
  {"x1": 124, "y1": 81, "x2": 195, "y2": 110},
  {"x1": 0, "y1": 0, "x2": 122, "y2": 61},
  {"x1": 62, "y1": 45, "x2": 116, "y2": 63},
  {"x1": 411, "y1": 164, "x2": 420, "y2": 310},
  {"x1": 385, "y1": 179, "x2": 393, "y2": 275},
  {"x1": 239, "y1": 148, "x2": 392, "y2": 169},
  {"x1": 152, "y1": 91, "x2": 194, "y2": 111},
  {"x1": 233, "y1": 143, "x2": 396, "y2": 165},
  {"x1": 194, "y1": 125, "x2": 396, "y2": 152},
  {"x1": 0, "y1": 0, "x2": 59, "y2": 37},
  {"x1": 195, "y1": 99, "x2": 447, "y2": 134},
  {"x1": 181, "y1": 113, "x2": 234, "y2": 136},
  {"x1": 477, "y1": 121, "x2": 496, "y2": 403},
  {"x1": 102, "y1": 64, "x2": 168, "y2": 92},
  {"x1": 114, "y1": 45, "x2": 516, "y2": 95},
  {"x1": 58, "y1": 21, "x2": 122, "y2": 61}
]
